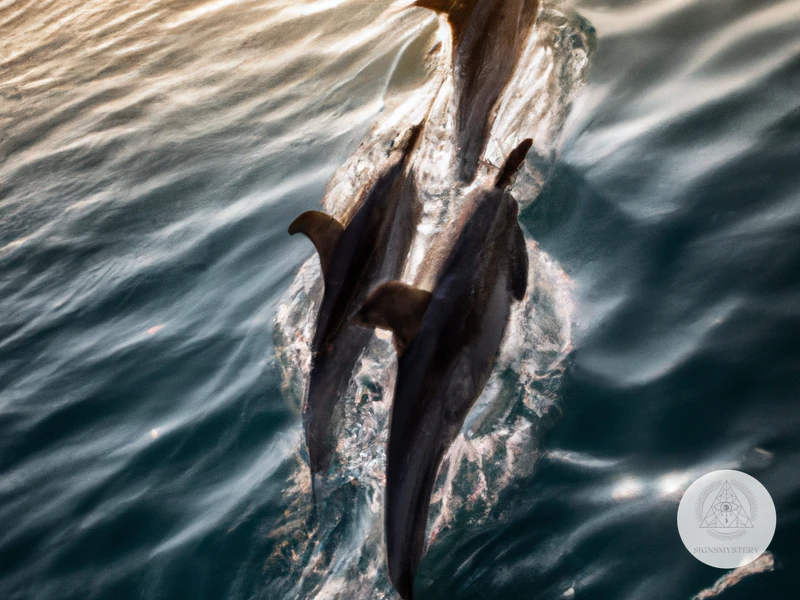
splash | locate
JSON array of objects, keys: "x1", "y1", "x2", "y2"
[{"x1": 270, "y1": 2, "x2": 595, "y2": 597}]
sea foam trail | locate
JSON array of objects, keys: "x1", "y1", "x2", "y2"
[{"x1": 271, "y1": 2, "x2": 595, "y2": 597}]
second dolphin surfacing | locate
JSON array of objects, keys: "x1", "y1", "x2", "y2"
[
  {"x1": 288, "y1": 125, "x2": 422, "y2": 485},
  {"x1": 357, "y1": 139, "x2": 533, "y2": 599}
]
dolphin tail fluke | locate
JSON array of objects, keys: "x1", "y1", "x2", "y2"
[
  {"x1": 494, "y1": 138, "x2": 534, "y2": 189},
  {"x1": 288, "y1": 210, "x2": 344, "y2": 276},
  {"x1": 356, "y1": 281, "x2": 432, "y2": 353}
]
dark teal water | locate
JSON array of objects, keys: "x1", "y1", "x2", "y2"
[{"x1": 1, "y1": 0, "x2": 798, "y2": 599}]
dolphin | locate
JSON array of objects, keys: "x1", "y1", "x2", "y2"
[
  {"x1": 412, "y1": 0, "x2": 541, "y2": 182},
  {"x1": 288, "y1": 125, "x2": 423, "y2": 487},
  {"x1": 356, "y1": 138, "x2": 533, "y2": 599}
]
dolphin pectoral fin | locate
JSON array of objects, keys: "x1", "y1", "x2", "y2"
[
  {"x1": 356, "y1": 281, "x2": 431, "y2": 352},
  {"x1": 494, "y1": 138, "x2": 534, "y2": 189},
  {"x1": 288, "y1": 210, "x2": 344, "y2": 277},
  {"x1": 510, "y1": 223, "x2": 529, "y2": 301}
]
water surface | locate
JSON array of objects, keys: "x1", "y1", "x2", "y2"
[{"x1": 1, "y1": 0, "x2": 798, "y2": 598}]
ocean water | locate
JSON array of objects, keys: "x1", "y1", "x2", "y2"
[{"x1": 1, "y1": 1, "x2": 798, "y2": 599}]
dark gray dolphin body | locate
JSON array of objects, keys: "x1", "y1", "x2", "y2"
[
  {"x1": 288, "y1": 125, "x2": 422, "y2": 483},
  {"x1": 357, "y1": 139, "x2": 533, "y2": 599},
  {"x1": 413, "y1": 0, "x2": 541, "y2": 182}
]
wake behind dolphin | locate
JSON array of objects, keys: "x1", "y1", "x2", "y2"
[{"x1": 272, "y1": 2, "x2": 595, "y2": 598}]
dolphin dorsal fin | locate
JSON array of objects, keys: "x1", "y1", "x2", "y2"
[
  {"x1": 357, "y1": 281, "x2": 432, "y2": 353},
  {"x1": 412, "y1": 0, "x2": 479, "y2": 47},
  {"x1": 288, "y1": 211, "x2": 344, "y2": 277},
  {"x1": 509, "y1": 222, "x2": 529, "y2": 301}
]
